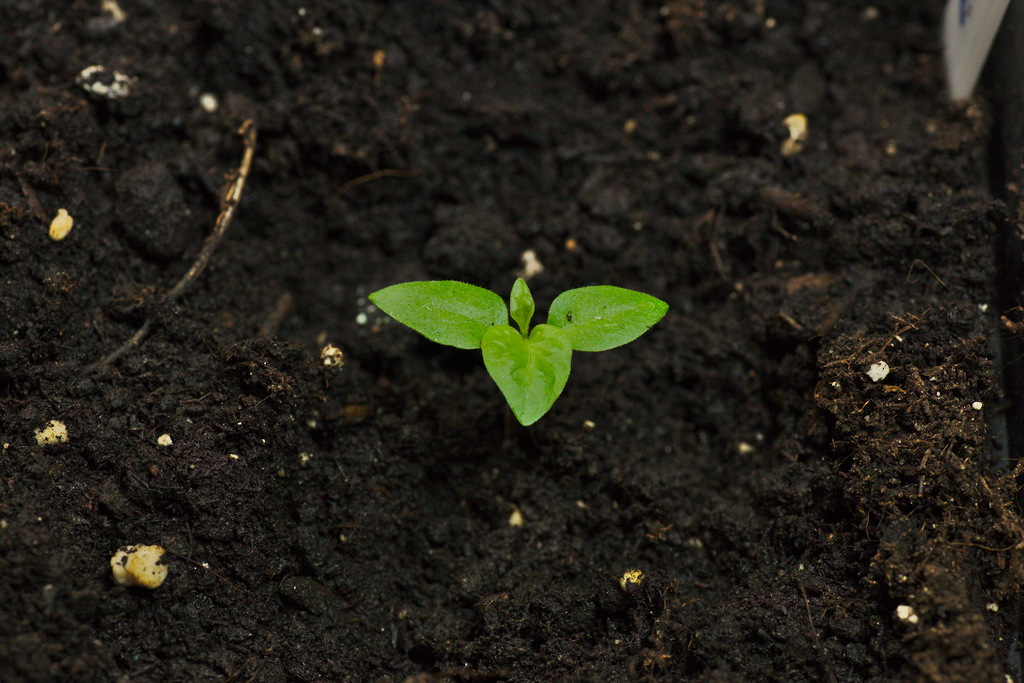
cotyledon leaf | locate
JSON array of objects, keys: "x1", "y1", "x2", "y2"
[
  {"x1": 481, "y1": 324, "x2": 572, "y2": 425},
  {"x1": 369, "y1": 281, "x2": 507, "y2": 349},
  {"x1": 547, "y1": 286, "x2": 668, "y2": 352}
]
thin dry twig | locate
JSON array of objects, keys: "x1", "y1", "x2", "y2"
[
  {"x1": 85, "y1": 120, "x2": 256, "y2": 374},
  {"x1": 906, "y1": 259, "x2": 953, "y2": 296},
  {"x1": 338, "y1": 167, "x2": 423, "y2": 193},
  {"x1": 799, "y1": 580, "x2": 839, "y2": 683},
  {"x1": 168, "y1": 120, "x2": 256, "y2": 301},
  {"x1": 162, "y1": 547, "x2": 246, "y2": 594}
]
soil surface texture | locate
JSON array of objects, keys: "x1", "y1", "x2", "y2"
[{"x1": 1, "y1": 1, "x2": 1022, "y2": 682}]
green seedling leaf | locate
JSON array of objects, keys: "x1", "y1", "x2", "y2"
[
  {"x1": 547, "y1": 286, "x2": 668, "y2": 352},
  {"x1": 369, "y1": 281, "x2": 507, "y2": 349},
  {"x1": 370, "y1": 277, "x2": 668, "y2": 426},
  {"x1": 509, "y1": 278, "x2": 535, "y2": 336},
  {"x1": 481, "y1": 324, "x2": 572, "y2": 425}
]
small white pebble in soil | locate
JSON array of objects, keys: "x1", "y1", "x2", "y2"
[
  {"x1": 355, "y1": 312, "x2": 368, "y2": 325},
  {"x1": 299, "y1": 452, "x2": 312, "y2": 466},
  {"x1": 321, "y1": 344, "x2": 344, "y2": 368},
  {"x1": 737, "y1": 442, "x2": 755, "y2": 455},
  {"x1": 110, "y1": 545, "x2": 167, "y2": 589},
  {"x1": 49, "y1": 209, "x2": 73, "y2": 241},
  {"x1": 972, "y1": 402, "x2": 983, "y2": 411},
  {"x1": 619, "y1": 568, "x2": 644, "y2": 591},
  {"x1": 867, "y1": 361, "x2": 890, "y2": 382},
  {"x1": 508, "y1": 508, "x2": 524, "y2": 527},
  {"x1": 987, "y1": 602, "x2": 999, "y2": 612},
  {"x1": 228, "y1": 453, "x2": 239, "y2": 460},
  {"x1": 156, "y1": 434, "x2": 172, "y2": 447},
  {"x1": 76, "y1": 65, "x2": 135, "y2": 99},
  {"x1": 583, "y1": 420, "x2": 596, "y2": 429},
  {"x1": 102, "y1": 0, "x2": 127, "y2": 24},
  {"x1": 781, "y1": 113, "x2": 808, "y2": 156},
  {"x1": 199, "y1": 92, "x2": 219, "y2": 113},
  {"x1": 517, "y1": 249, "x2": 544, "y2": 279},
  {"x1": 34, "y1": 420, "x2": 68, "y2": 446},
  {"x1": 896, "y1": 605, "x2": 919, "y2": 624}
]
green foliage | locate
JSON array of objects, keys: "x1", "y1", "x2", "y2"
[
  {"x1": 369, "y1": 278, "x2": 668, "y2": 425},
  {"x1": 547, "y1": 285, "x2": 669, "y2": 352},
  {"x1": 481, "y1": 324, "x2": 572, "y2": 426},
  {"x1": 367, "y1": 281, "x2": 506, "y2": 349}
]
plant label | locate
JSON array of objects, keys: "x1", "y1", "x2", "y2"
[{"x1": 943, "y1": 0, "x2": 1012, "y2": 99}]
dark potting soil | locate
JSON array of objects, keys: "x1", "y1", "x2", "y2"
[{"x1": 1, "y1": 1, "x2": 1022, "y2": 681}]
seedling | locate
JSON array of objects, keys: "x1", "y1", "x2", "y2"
[{"x1": 369, "y1": 279, "x2": 668, "y2": 425}]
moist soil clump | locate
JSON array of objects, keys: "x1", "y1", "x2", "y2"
[{"x1": 1, "y1": 2, "x2": 1022, "y2": 682}]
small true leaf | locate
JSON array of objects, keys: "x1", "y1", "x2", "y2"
[
  {"x1": 547, "y1": 286, "x2": 668, "y2": 352},
  {"x1": 369, "y1": 281, "x2": 507, "y2": 349},
  {"x1": 481, "y1": 324, "x2": 572, "y2": 425},
  {"x1": 509, "y1": 278, "x2": 535, "y2": 336}
]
